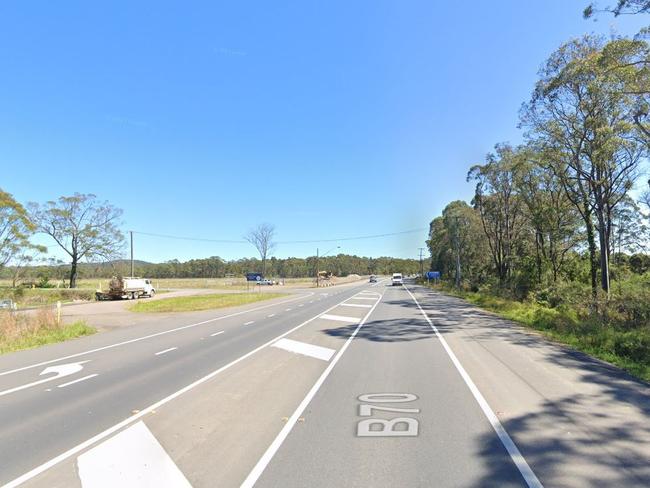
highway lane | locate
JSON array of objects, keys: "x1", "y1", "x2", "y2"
[
  {"x1": 0, "y1": 281, "x2": 370, "y2": 485},
  {"x1": 4, "y1": 279, "x2": 650, "y2": 487},
  {"x1": 250, "y1": 283, "x2": 531, "y2": 487}
]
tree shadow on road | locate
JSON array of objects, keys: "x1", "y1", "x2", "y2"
[
  {"x1": 471, "y1": 391, "x2": 650, "y2": 487},
  {"x1": 323, "y1": 317, "x2": 437, "y2": 343}
]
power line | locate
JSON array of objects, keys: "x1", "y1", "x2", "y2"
[{"x1": 131, "y1": 228, "x2": 427, "y2": 245}]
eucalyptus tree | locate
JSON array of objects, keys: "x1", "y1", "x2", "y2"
[
  {"x1": 468, "y1": 144, "x2": 527, "y2": 287},
  {"x1": 30, "y1": 193, "x2": 124, "y2": 288},
  {"x1": 521, "y1": 35, "x2": 646, "y2": 297},
  {"x1": 0, "y1": 188, "x2": 41, "y2": 271},
  {"x1": 515, "y1": 147, "x2": 582, "y2": 284}
]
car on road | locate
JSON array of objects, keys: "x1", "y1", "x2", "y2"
[
  {"x1": 369, "y1": 275, "x2": 377, "y2": 283},
  {"x1": 391, "y1": 273, "x2": 403, "y2": 286}
]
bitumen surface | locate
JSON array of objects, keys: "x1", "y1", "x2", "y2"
[{"x1": 1, "y1": 280, "x2": 649, "y2": 487}]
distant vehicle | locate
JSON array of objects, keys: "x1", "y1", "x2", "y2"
[
  {"x1": 0, "y1": 299, "x2": 17, "y2": 310},
  {"x1": 256, "y1": 279, "x2": 274, "y2": 286},
  {"x1": 96, "y1": 276, "x2": 155, "y2": 300},
  {"x1": 391, "y1": 273, "x2": 403, "y2": 286},
  {"x1": 369, "y1": 275, "x2": 378, "y2": 283}
]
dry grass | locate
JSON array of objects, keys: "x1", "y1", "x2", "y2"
[
  {"x1": 0, "y1": 308, "x2": 95, "y2": 354},
  {"x1": 129, "y1": 292, "x2": 287, "y2": 313}
]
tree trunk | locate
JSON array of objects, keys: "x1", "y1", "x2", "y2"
[
  {"x1": 69, "y1": 257, "x2": 78, "y2": 288},
  {"x1": 585, "y1": 213, "x2": 598, "y2": 300},
  {"x1": 597, "y1": 215, "x2": 610, "y2": 296}
]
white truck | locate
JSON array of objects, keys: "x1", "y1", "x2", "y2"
[{"x1": 95, "y1": 276, "x2": 155, "y2": 300}]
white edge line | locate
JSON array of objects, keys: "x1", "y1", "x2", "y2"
[
  {"x1": 155, "y1": 347, "x2": 178, "y2": 356},
  {"x1": 3, "y1": 290, "x2": 367, "y2": 488},
  {"x1": 241, "y1": 291, "x2": 384, "y2": 488},
  {"x1": 0, "y1": 292, "x2": 314, "y2": 378},
  {"x1": 210, "y1": 331, "x2": 225, "y2": 337},
  {"x1": 403, "y1": 284, "x2": 543, "y2": 488},
  {"x1": 57, "y1": 374, "x2": 99, "y2": 389}
]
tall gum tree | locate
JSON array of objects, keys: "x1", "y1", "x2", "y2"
[{"x1": 29, "y1": 193, "x2": 124, "y2": 288}]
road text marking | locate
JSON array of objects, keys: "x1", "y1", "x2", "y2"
[{"x1": 241, "y1": 289, "x2": 384, "y2": 487}]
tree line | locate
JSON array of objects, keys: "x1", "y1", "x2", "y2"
[
  {"x1": 428, "y1": 19, "x2": 650, "y2": 305},
  {"x1": 0, "y1": 255, "x2": 419, "y2": 283},
  {"x1": 0, "y1": 192, "x2": 418, "y2": 286}
]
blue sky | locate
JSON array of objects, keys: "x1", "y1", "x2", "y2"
[{"x1": 1, "y1": 1, "x2": 647, "y2": 263}]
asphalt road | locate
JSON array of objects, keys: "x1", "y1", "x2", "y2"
[{"x1": 1, "y1": 280, "x2": 649, "y2": 487}]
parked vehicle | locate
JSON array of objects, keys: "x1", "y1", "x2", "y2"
[
  {"x1": 96, "y1": 276, "x2": 155, "y2": 300},
  {"x1": 0, "y1": 299, "x2": 17, "y2": 310},
  {"x1": 256, "y1": 279, "x2": 274, "y2": 286},
  {"x1": 391, "y1": 273, "x2": 403, "y2": 286}
]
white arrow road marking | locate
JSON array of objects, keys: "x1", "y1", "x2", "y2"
[
  {"x1": 272, "y1": 338, "x2": 336, "y2": 362},
  {"x1": 77, "y1": 421, "x2": 191, "y2": 488},
  {"x1": 0, "y1": 361, "x2": 90, "y2": 397},
  {"x1": 319, "y1": 314, "x2": 359, "y2": 323}
]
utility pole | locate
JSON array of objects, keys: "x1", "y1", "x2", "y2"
[
  {"x1": 130, "y1": 231, "x2": 134, "y2": 277},
  {"x1": 418, "y1": 248, "x2": 425, "y2": 278},
  {"x1": 316, "y1": 247, "x2": 319, "y2": 288}
]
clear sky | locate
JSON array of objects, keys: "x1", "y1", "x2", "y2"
[{"x1": 1, "y1": 1, "x2": 647, "y2": 263}]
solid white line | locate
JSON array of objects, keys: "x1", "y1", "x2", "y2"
[
  {"x1": 272, "y1": 338, "x2": 336, "y2": 362},
  {"x1": 57, "y1": 374, "x2": 98, "y2": 389},
  {"x1": 3, "y1": 293, "x2": 363, "y2": 488},
  {"x1": 210, "y1": 331, "x2": 225, "y2": 337},
  {"x1": 319, "y1": 313, "x2": 359, "y2": 323},
  {"x1": 155, "y1": 347, "x2": 177, "y2": 356},
  {"x1": 0, "y1": 293, "x2": 314, "y2": 378},
  {"x1": 244, "y1": 321, "x2": 255, "y2": 326},
  {"x1": 241, "y1": 291, "x2": 383, "y2": 487},
  {"x1": 340, "y1": 303, "x2": 372, "y2": 308},
  {"x1": 403, "y1": 284, "x2": 543, "y2": 488}
]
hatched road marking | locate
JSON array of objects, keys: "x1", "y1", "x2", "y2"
[
  {"x1": 319, "y1": 314, "x2": 360, "y2": 323},
  {"x1": 272, "y1": 339, "x2": 336, "y2": 362},
  {"x1": 77, "y1": 421, "x2": 191, "y2": 488}
]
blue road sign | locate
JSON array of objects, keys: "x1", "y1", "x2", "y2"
[
  {"x1": 246, "y1": 273, "x2": 263, "y2": 282},
  {"x1": 426, "y1": 271, "x2": 441, "y2": 280}
]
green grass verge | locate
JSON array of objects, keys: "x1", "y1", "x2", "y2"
[
  {"x1": 0, "y1": 320, "x2": 95, "y2": 355},
  {"x1": 431, "y1": 285, "x2": 650, "y2": 383},
  {"x1": 129, "y1": 292, "x2": 287, "y2": 313}
]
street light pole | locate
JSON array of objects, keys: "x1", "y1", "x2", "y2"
[{"x1": 316, "y1": 247, "x2": 319, "y2": 288}]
